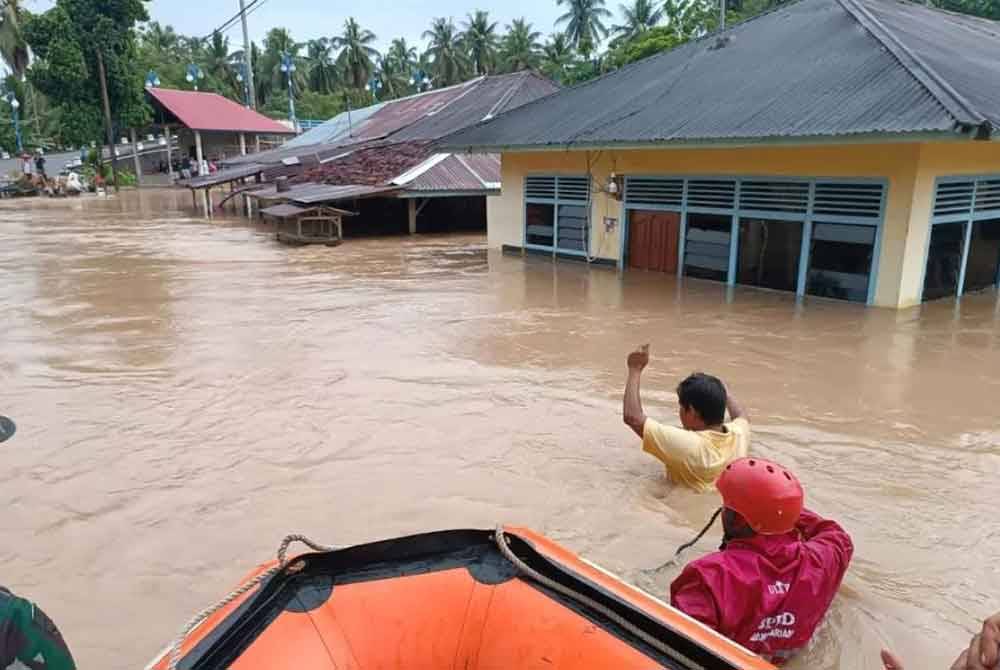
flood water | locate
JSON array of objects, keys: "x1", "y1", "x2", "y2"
[{"x1": 1, "y1": 189, "x2": 999, "y2": 669}]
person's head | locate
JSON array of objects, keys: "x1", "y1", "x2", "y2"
[
  {"x1": 676, "y1": 373, "x2": 727, "y2": 430},
  {"x1": 717, "y1": 457, "x2": 804, "y2": 543}
]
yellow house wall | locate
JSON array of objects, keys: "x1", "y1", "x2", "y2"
[{"x1": 491, "y1": 142, "x2": 1000, "y2": 308}]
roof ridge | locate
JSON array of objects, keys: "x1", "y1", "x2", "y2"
[{"x1": 836, "y1": 0, "x2": 987, "y2": 128}]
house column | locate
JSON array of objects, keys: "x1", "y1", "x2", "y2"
[
  {"x1": 255, "y1": 134, "x2": 261, "y2": 153},
  {"x1": 195, "y1": 129, "x2": 208, "y2": 217},
  {"x1": 239, "y1": 132, "x2": 247, "y2": 156},
  {"x1": 164, "y1": 125, "x2": 174, "y2": 181},
  {"x1": 129, "y1": 128, "x2": 143, "y2": 187},
  {"x1": 408, "y1": 199, "x2": 417, "y2": 234}
]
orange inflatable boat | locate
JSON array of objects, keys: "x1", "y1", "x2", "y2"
[{"x1": 148, "y1": 527, "x2": 775, "y2": 670}]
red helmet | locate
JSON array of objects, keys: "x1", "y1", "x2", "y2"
[{"x1": 716, "y1": 457, "x2": 804, "y2": 535}]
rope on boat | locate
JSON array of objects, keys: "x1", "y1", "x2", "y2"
[
  {"x1": 166, "y1": 534, "x2": 335, "y2": 670},
  {"x1": 493, "y1": 526, "x2": 701, "y2": 669}
]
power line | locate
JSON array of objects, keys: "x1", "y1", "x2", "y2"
[{"x1": 201, "y1": 0, "x2": 267, "y2": 41}]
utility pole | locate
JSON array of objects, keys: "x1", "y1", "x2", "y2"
[
  {"x1": 95, "y1": 50, "x2": 120, "y2": 193},
  {"x1": 720, "y1": 0, "x2": 726, "y2": 30},
  {"x1": 239, "y1": 0, "x2": 257, "y2": 110}
]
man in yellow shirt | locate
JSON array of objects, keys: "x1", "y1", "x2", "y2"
[{"x1": 622, "y1": 345, "x2": 750, "y2": 492}]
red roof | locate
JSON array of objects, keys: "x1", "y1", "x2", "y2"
[{"x1": 147, "y1": 88, "x2": 295, "y2": 135}]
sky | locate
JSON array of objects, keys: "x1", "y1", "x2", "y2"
[{"x1": 24, "y1": 0, "x2": 592, "y2": 54}]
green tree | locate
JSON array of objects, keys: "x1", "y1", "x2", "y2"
[
  {"x1": 305, "y1": 38, "x2": 338, "y2": 93},
  {"x1": 376, "y1": 55, "x2": 408, "y2": 99},
  {"x1": 932, "y1": 0, "x2": 1000, "y2": 18},
  {"x1": 605, "y1": 24, "x2": 683, "y2": 68},
  {"x1": 500, "y1": 18, "x2": 541, "y2": 72},
  {"x1": 202, "y1": 30, "x2": 240, "y2": 98},
  {"x1": 262, "y1": 28, "x2": 305, "y2": 98},
  {"x1": 333, "y1": 17, "x2": 378, "y2": 89},
  {"x1": 23, "y1": 0, "x2": 150, "y2": 152},
  {"x1": 0, "y1": 0, "x2": 29, "y2": 78},
  {"x1": 611, "y1": 0, "x2": 664, "y2": 43},
  {"x1": 556, "y1": 0, "x2": 612, "y2": 61},
  {"x1": 386, "y1": 37, "x2": 418, "y2": 74},
  {"x1": 661, "y1": 0, "x2": 715, "y2": 39},
  {"x1": 423, "y1": 17, "x2": 468, "y2": 86},
  {"x1": 461, "y1": 10, "x2": 499, "y2": 75},
  {"x1": 540, "y1": 33, "x2": 577, "y2": 83}
]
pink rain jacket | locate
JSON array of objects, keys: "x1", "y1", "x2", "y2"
[{"x1": 670, "y1": 509, "x2": 853, "y2": 664}]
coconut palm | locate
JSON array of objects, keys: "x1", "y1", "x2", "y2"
[
  {"x1": 662, "y1": 0, "x2": 715, "y2": 38},
  {"x1": 540, "y1": 33, "x2": 576, "y2": 82},
  {"x1": 423, "y1": 17, "x2": 468, "y2": 86},
  {"x1": 376, "y1": 55, "x2": 408, "y2": 99},
  {"x1": 499, "y1": 19, "x2": 541, "y2": 72},
  {"x1": 0, "y1": 0, "x2": 29, "y2": 78},
  {"x1": 141, "y1": 21, "x2": 182, "y2": 62},
  {"x1": 333, "y1": 17, "x2": 379, "y2": 90},
  {"x1": 262, "y1": 28, "x2": 305, "y2": 95},
  {"x1": 386, "y1": 37, "x2": 418, "y2": 72},
  {"x1": 305, "y1": 37, "x2": 338, "y2": 93},
  {"x1": 461, "y1": 10, "x2": 499, "y2": 75},
  {"x1": 556, "y1": 0, "x2": 612, "y2": 60},
  {"x1": 612, "y1": 0, "x2": 664, "y2": 41},
  {"x1": 204, "y1": 30, "x2": 240, "y2": 98}
]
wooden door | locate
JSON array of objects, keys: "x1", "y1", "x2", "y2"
[{"x1": 628, "y1": 210, "x2": 680, "y2": 273}]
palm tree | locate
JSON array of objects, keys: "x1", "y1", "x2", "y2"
[
  {"x1": 0, "y1": 0, "x2": 28, "y2": 79},
  {"x1": 141, "y1": 21, "x2": 182, "y2": 62},
  {"x1": 612, "y1": 0, "x2": 664, "y2": 41},
  {"x1": 556, "y1": 0, "x2": 612, "y2": 60},
  {"x1": 263, "y1": 27, "x2": 305, "y2": 95},
  {"x1": 540, "y1": 33, "x2": 576, "y2": 83},
  {"x1": 386, "y1": 37, "x2": 418, "y2": 72},
  {"x1": 377, "y1": 55, "x2": 408, "y2": 99},
  {"x1": 305, "y1": 38, "x2": 338, "y2": 93},
  {"x1": 204, "y1": 31, "x2": 240, "y2": 98},
  {"x1": 461, "y1": 10, "x2": 499, "y2": 75},
  {"x1": 500, "y1": 19, "x2": 541, "y2": 72},
  {"x1": 332, "y1": 17, "x2": 379, "y2": 90},
  {"x1": 423, "y1": 17, "x2": 468, "y2": 86}
]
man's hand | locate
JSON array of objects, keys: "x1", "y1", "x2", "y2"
[
  {"x1": 882, "y1": 612, "x2": 1000, "y2": 670},
  {"x1": 627, "y1": 344, "x2": 650, "y2": 372},
  {"x1": 949, "y1": 613, "x2": 1000, "y2": 670}
]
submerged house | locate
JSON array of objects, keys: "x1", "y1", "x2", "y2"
[
  {"x1": 197, "y1": 72, "x2": 557, "y2": 236},
  {"x1": 443, "y1": 0, "x2": 1000, "y2": 308}
]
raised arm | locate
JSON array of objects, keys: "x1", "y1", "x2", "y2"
[
  {"x1": 623, "y1": 344, "x2": 650, "y2": 438},
  {"x1": 725, "y1": 386, "x2": 747, "y2": 422}
]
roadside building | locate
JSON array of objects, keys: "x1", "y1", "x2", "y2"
[
  {"x1": 208, "y1": 71, "x2": 557, "y2": 236},
  {"x1": 443, "y1": 0, "x2": 1000, "y2": 308}
]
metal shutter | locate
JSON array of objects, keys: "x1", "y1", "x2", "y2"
[
  {"x1": 813, "y1": 182, "x2": 884, "y2": 220},
  {"x1": 687, "y1": 179, "x2": 737, "y2": 209},
  {"x1": 525, "y1": 176, "x2": 556, "y2": 200},
  {"x1": 738, "y1": 180, "x2": 809, "y2": 214},
  {"x1": 625, "y1": 177, "x2": 684, "y2": 207}
]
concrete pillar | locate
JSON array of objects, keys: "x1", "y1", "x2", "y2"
[
  {"x1": 164, "y1": 125, "x2": 174, "y2": 181},
  {"x1": 239, "y1": 133, "x2": 247, "y2": 156},
  {"x1": 408, "y1": 199, "x2": 418, "y2": 235},
  {"x1": 130, "y1": 128, "x2": 143, "y2": 187},
  {"x1": 255, "y1": 134, "x2": 261, "y2": 153},
  {"x1": 195, "y1": 130, "x2": 208, "y2": 216}
]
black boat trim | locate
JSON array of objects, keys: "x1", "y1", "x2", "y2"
[{"x1": 177, "y1": 528, "x2": 744, "y2": 670}]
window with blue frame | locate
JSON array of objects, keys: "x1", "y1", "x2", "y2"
[
  {"x1": 623, "y1": 176, "x2": 886, "y2": 304},
  {"x1": 524, "y1": 175, "x2": 590, "y2": 254},
  {"x1": 925, "y1": 177, "x2": 1000, "y2": 301}
]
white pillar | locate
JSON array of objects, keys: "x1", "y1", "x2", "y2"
[
  {"x1": 130, "y1": 128, "x2": 143, "y2": 187},
  {"x1": 255, "y1": 134, "x2": 261, "y2": 153},
  {"x1": 239, "y1": 133, "x2": 247, "y2": 156},
  {"x1": 408, "y1": 199, "x2": 417, "y2": 235},
  {"x1": 164, "y1": 125, "x2": 174, "y2": 181},
  {"x1": 195, "y1": 130, "x2": 208, "y2": 216}
]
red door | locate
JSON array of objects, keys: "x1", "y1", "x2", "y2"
[{"x1": 628, "y1": 210, "x2": 680, "y2": 273}]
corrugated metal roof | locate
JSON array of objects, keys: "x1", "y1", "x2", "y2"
[
  {"x1": 147, "y1": 88, "x2": 296, "y2": 135},
  {"x1": 283, "y1": 103, "x2": 386, "y2": 148},
  {"x1": 182, "y1": 163, "x2": 264, "y2": 188},
  {"x1": 260, "y1": 203, "x2": 311, "y2": 218},
  {"x1": 442, "y1": 0, "x2": 1000, "y2": 150},
  {"x1": 395, "y1": 153, "x2": 501, "y2": 193},
  {"x1": 250, "y1": 182, "x2": 399, "y2": 204}
]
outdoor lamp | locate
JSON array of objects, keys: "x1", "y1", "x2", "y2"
[{"x1": 145, "y1": 70, "x2": 161, "y2": 88}]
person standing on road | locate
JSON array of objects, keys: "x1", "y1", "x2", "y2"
[
  {"x1": 623, "y1": 344, "x2": 750, "y2": 492},
  {"x1": 0, "y1": 416, "x2": 77, "y2": 670}
]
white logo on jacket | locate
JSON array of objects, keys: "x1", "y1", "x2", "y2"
[{"x1": 751, "y1": 611, "x2": 797, "y2": 643}]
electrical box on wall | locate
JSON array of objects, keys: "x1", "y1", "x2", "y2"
[{"x1": 604, "y1": 217, "x2": 618, "y2": 232}]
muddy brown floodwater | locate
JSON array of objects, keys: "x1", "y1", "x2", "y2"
[{"x1": 1, "y1": 189, "x2": 999, "y2": 669}]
